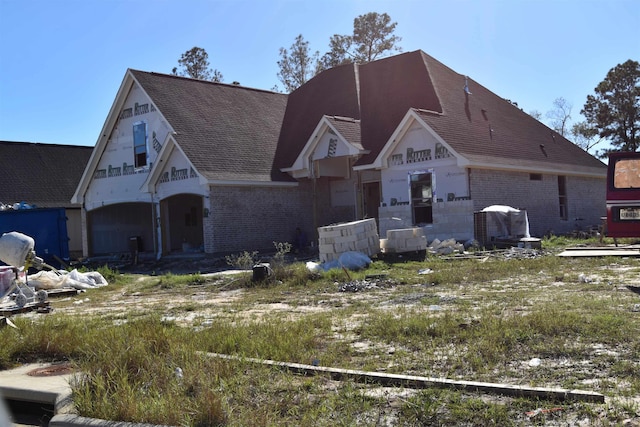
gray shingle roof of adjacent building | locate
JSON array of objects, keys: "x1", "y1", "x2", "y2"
[
  {"x1": 130, "y1": 71, "x2": 291, "y2": 182},
  {"x1": 0, "y1": 141, "x2": 93, "y2": 208}
]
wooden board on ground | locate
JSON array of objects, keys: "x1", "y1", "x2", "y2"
[{"x1": 558, "y1": 246, "x2": 640, "y2": 257}]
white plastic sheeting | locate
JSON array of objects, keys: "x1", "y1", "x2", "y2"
[
  {"x1": 27, "y1": 269, "x2": 108, "y2": 290},
  {"x1": 481, "y1": 205, "x2": 531, "y2": 239}
]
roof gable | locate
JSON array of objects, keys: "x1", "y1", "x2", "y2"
[
  {"x1": 355, "y1": 51, "x2": 442, "y2": 166},
  {"x1": 284, "y1": 115, "x2": 364, "y2": 178},
  {"x1": 75, "y1": 70, "x2": 292, "y2": 204},
  {"x1": 73, "y1": 70, "x2": 143, "y2": 204},
  {"x1": 130, "y1": 70, "x2": 290, "y2": 183},
  {"x1": 365, "y1": 109, "x2": 459, "y2": 170}
]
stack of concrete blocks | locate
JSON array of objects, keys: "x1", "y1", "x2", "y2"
[
  {"x1": 378, "y1": 204, "x2": 412, "y2": 239},
  {"x1": 318, "y1": 218, "x2": 380, "y2": 263},
  {"x1": 431, "y1": 200, "x2": 475, "y2": 242},
  {"x1": 380, "y1": 227, "x2": 428, "y2": 253}
]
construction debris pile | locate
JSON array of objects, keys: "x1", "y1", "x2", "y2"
[
  {"x1": 428, "y1": 238, "x2": 467, "y2": 255},
  {"x1": 27, "y1": 269, "x2": 108, "y2": 290},
  {"x1": 337, "y1": 276, "x2": 397, "y2": 293},
  {"x1": 0, "y1": 201, "x2": 37, "y2": 211},
  {"x1": 380, "y1": 227, "x2": 428, "y2": 253},
  {"x1": 338, "y1": 280, "x2": 380, "y2": 293},
  {"x1": 434, "y1": 246, "x2": 545, "y2": 261},
  {"x1": 0, "y1": 231, "x2": 108, "y2": 313}
]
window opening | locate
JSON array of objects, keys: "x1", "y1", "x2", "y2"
[
  {"x1": 530, "y1": 173, "x2": 542, "y2": 181},
  {"x1": 133, "y1": 122, "x2": 148, "y2": 168},
  {"x1": 613, "y1": 158, "x2": 640, "y2": 189},
  {"x1": 410, "y1": 172, "x2": 433, "y2": 224},
  {"x1": 558, "y1": 176, "x2": 568, "y2": 220}
]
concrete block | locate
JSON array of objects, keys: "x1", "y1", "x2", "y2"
[
  {"x1": 406, "y1": 236, "x2": 428, "y2": 250},
  {"x1": 356, "y1": 240, "x2": 371, "y2": 251},
  {"x1": 386, "y1": 228, "x2": 417, "y2": 240},
  {"x1": 319, "y1": 244, "x2": 334, "y2": 254},
  {"x1": 318, "y1": 218, "x2": 379, "y2": 261},
  {"x1": 319, "y1": 229, "x2": 342, "y2": 238},
  {"x1": 334, "y1": 235, "x2": 353, "y2": 245},
  {"x1": 394, "y1": 239, "x2": 407, "y2": 250}
]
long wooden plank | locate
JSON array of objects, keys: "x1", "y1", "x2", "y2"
[
  {"x1": 204, "y1": 352, "x2": 604, "y2": 403},
  {"x1": 558, "y1": 249, "x2": 640, "y2": 257}
]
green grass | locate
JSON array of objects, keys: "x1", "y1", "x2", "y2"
[{"x1": 2, "y1": 239, "x2": 640, "y2": 425}]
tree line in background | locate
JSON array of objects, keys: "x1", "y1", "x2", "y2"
[
  {"x1": 277, "y1": 12, "x2": 401, "y2": 92},
  {"x1": 531, "y1": 59, "x2": 639, "y2": 157},
  {"x1": 170, "y1": 12, "x2": 638, "y2": 157},
  {"x1": 170, "y1": 12, "x2": 401, "y2": 91}
]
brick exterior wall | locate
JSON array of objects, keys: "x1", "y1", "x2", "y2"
[
  {"x1": 208, "y1": 183, "x2": 314, "y2": 254},
  {"x1": 205, "y1": 178, "x2": 358, "y2": 254},
  {"x1": 201, "y1": 167, "x2": 605, "y2": 254},
  {"x1": 469, "y1": 168, "x2": 605, "y2": 237},
  {"x1": 314, "y1": 177, "x2": 358, "y2": 228},
  {"x1": 565, "y1": 175, "x2": 607, "y2": 235}
]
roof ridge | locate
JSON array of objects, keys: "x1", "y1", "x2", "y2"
[
  {"x1": 0, "y1": 140, "x2": 93, "y2": 148},
  {"x1": 413, "y1": 108, "x2": 443, "y2": 116},
  {"x1": 129, "y1": 69, "x2": 286, "y2": 96},
  {"x1": 328, "y1": 115, "x2": 360, "y2": 123}
]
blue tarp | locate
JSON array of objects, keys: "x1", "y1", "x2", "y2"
[{"x1": 321, "y1": 251, "x2": 372, "y2": 272}]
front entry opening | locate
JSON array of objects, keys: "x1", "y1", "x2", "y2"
[
  {"x1": 161, "y1": 194, "x2": 204, "y2": 254},
  {"x1": 362, "y1": 181, "x2": 381, "y2": 222}
]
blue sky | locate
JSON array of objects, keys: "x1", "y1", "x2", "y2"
[{"x1": 0, "y1": 0, "x2": 638, "y2": 149}]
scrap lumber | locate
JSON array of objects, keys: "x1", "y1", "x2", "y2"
[
  {"x1": 558, "y1": 246, "x2": 640, "y2": 257},
  {"x1": 204, "y1": 352, "x2": 604, "y2": 403}
]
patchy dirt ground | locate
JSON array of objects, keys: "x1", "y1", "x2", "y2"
[
  {"x1": 52, "y1": 252, "x2": 640, "y2": 324},
  {"x1": 10, "y1": 247, "x2": 640, "y2": 425}
]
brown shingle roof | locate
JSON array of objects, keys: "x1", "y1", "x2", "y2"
[
  {"x1": 274, "y1": 64, "x2": 361, "y2": 171},
  {"x1": 326, "y1": 116, "x2": 362, "y2": 151},
  {"x1": 356, "y1": 51, "x2": 442, "y2": 166},
  {"x1": 0, "y1": 141, "x2": 93, "y2": 208},
  {"x1": 130, "y1": 70, "x2": 291, "y2": 182},
  {"x1": 131, "y1": 50, "x2": 604, "y2": 182},
  {"x1": 415, "y1": 51, "x2": 606, "y2": 174},
  {"x1": 276, "y1": 50, "x2": 605, "y2": 175}
]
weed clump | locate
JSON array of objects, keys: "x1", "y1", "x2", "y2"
[{"x1": 225, "y1": 250, "x2": 258, "y2": 270}]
